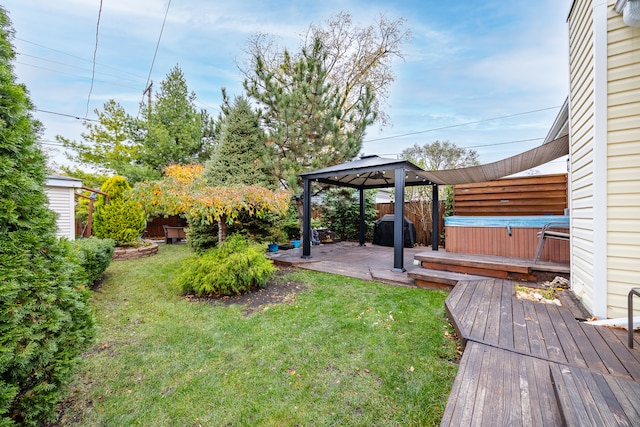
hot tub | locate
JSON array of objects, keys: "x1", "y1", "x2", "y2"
[{"x1": 444, "y1": 215, "x2": 569, "y2": 262}]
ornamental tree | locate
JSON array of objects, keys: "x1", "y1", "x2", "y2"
[{"x1": 131, "y1": 164, "x2": 290, "y2": 243}]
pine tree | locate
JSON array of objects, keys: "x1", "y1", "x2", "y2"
[
  {"x1": 245, "y1": 39, "x2": 374, "y2": 193},
  {"x1": 244, "y1": 38, "x2": 376, "y2": 233},
  {"x1": 0, "y1": 7, "x2": 95, "y2": 425},
  {"x1": 204, "y1": 93, "x2": 275, "y2": 188}
]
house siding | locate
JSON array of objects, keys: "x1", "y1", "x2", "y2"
[
  {"x1": 45, "y1": 176, "x2": 81, "y2": 241},
  {"x1": 605, "y1": 4, "x2": 640, "y2": 317},
  {"x1": 568, "y1": 0, "x2": 597, "y2": 313},
  {"x1": 44, "y1": 186, "x2": 75, "y2": 240}
]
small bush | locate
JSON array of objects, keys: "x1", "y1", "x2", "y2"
[
  {"x1": 174, "y1": 234, "x2": 275, "y2": 297},
  {"x1": 93, "y1": 199, "x2": 146, "y2": 246},
  {"x1": 71, "y1": 237, "x2": 116, "y2": 285},
  {"x1": 99, "y1": 175, "x2": 131, "y2": 203}
]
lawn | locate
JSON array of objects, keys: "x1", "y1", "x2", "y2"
[{"x1": 58, "y1": 244, "x2": 458, "y2": 426}]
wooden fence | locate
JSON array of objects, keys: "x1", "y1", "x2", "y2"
[
  {"x1": 453, "y1": 173, "x2": 568, "y2": 216},
  {"x1": 376, "y1": 201, "x2": 445, "y2": 246}
]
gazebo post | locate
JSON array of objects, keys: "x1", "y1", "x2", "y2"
[
  {"x1": 358, "y1": 187, "x2": 366, "y2": 246},
  {"x1": 432, "y1": 183, "x2": 439, "y2": 251},
  {"x1": 302, "y1": 178, "x2": 312, "y2": 259},
  {"x1": 392, "y1": 168, "x2": 406, "y2": 272}
]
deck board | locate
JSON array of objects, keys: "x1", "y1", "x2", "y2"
[
  {"x1": 522, "y1": 299, "x2": 548, "y2": 359},
  {"x1": 498, "y1": 280, "x2": 515, "y2": 349},
  {"x1": 580, "y1": 323, "x2": 628, "y2": 378},
  {"x1": 443, "y1": 279, "x2": 640, "y2": 426},
  {"x1": 534, "y1": 302, "x2": 567, "y2": 363}
]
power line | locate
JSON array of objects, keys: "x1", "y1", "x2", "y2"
[
  {"x1": 363, "y1": 106, "x2": 562, "y2": 143},
  {"x1": 375, "y1": 137, "x2": 548, "y2": 158},
  {"x1": 16, "y1": 53, "x2": 140, "y2": 84},
  {"x1": 16, "y1": 61, "x2": 141, "y2": 91},
  {"x1": 15, "y1": 37, "x2": 144, "y2": 79},
  {"x1": 34, "y1": 108, "x2": 99, "y2": 122},
  {"x1": 140, "y1": 0, "x2": 172, "y2": 115},
  {"x1": 85, "y1": 0, "x2": 104, "y2": 118}
]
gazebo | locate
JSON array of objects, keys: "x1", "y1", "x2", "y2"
[{"x1": 299, "y1": 133, "x2": 569, "y2": 273}]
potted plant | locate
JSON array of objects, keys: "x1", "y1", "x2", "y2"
[{"x1": 267, "y1": 228, "x2": 287, "y2": 252}]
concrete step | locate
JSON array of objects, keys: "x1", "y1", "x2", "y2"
[{"x1": 408, "y1": 268, "x2": 492, "y2": 290}]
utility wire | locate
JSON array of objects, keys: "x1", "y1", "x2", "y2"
[
  {"x1": 16, "y1": 61, "x2": 141, "y2": 91},
  {"x1": 85, "y1": 0, "x2": 103, "y2": 118},
  {"x1": 139, "y1": 0, "x2": 172, "y2": 116},
  {"x1": 35, "y1": 108, "x2": 99, "y2": 122},
  {"x1": 363, "y1": 106, "x2": 561, "y2": 143},
  {"x1": 376, "y1": 137, "x2": 548, "y2": 158},
  {"x1": 17, "y1": 53, "x2": 140, "y2": 84},
  {"x1": 16, "y1": 37, "x2": 144, "y2": 79}
]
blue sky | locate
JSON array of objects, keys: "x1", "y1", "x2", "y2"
[{"x1": 5, "y1": 0, "x2": 571, "y2": 173}]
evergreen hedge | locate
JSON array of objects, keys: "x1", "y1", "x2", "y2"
[
  {"x1": 0, "y1": 8, "x2": 95, "y2": 424},
  {"x1": 71, "y1": 237, "x2": 116, "y2": 285}
]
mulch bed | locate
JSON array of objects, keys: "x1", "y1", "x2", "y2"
[{"x1": 185, "y1": 267, "x2": 307, "y2": 316}]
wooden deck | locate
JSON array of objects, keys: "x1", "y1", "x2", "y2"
[{"x1": 442, "y1": 279, "x2": 640, "y2": 426}]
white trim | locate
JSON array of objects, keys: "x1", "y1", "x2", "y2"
[{"x1": 592, "y1": 0, "x2": 609, "y2": 318}]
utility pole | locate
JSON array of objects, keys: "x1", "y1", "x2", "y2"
[{"x1": 143, "y1": 81, "x2": 153, "y2": 115}]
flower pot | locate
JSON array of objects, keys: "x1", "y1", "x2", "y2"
[
  {"x1": 290, "y1": 239, "x2": 301, "y2": 248},
  {"x1": 267, "y1": 243, "x2": 279, "y2": 252}
]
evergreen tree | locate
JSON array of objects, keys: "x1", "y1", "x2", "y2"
[
  {"x1": 0, "y1": 7, "x2": 95, "y2": 424},
  {"x1": 245, "y1": 39, "x2": 374, "y2": 194},
  {"x1": 58, "y1": 99, "x2": 145, "y2": 176},
  {"x1": 245, "y1": 38, "x2": 376, "y2": 234},
  {"x1": 204, "y1": 93, "x2": 274, "y2": 188},
  {"x1": 138, "y1": 65, "x2": 211, "y2": 171}
]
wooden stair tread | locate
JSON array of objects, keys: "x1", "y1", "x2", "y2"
[{"x1": 408, "y1": 268, "x2": 491, "y2": 286}]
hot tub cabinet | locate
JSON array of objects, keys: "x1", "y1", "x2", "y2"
[{"x1": 445, "y1": 216, "x2": 569, "y2": 262}]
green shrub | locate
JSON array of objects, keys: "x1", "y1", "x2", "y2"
[
  {"x1": 320, "y1": 188, "x2": 378, "y2": 240},
  {"x1": 0, "y1": 9, "x2": 96, "y2": 424},
  {"x1": 174, "y1": 234, "x2": 275, "y2": 297},
  {"x1": 71, "y1": 237, "x2": 116, "y2": 284},
  {"x1": 93, "y1": 199, "x2": 146, "y2": 246},
  {"x1": 99, "y1": 175, "x2": 131, "y2": 203}
]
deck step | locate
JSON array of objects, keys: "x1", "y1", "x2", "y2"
[
  {"x1": 415, "y1": 251, "x2": 532, "y2": 273},
  {"x1": 408, "y1": 267, "x2": 490, "y2": 290},
  {"x1": 413, "y1": 251, "x2": 570, "y2": 282}
]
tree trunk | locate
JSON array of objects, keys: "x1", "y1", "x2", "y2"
[{"x1": 218, "y1": 217, "x2": 227, "y2": 242}]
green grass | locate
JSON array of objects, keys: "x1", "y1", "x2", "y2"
[{"x1": 59, "y1": 244, "x2": 458, "y2": 426}]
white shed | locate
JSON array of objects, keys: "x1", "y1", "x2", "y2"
[{"x1": 45, "y1": 175, "x2": 82, "y2": 240}]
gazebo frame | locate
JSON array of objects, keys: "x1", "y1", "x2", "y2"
[{"x1": 299, "y1": 155, "x2": 441, "y2": 272}]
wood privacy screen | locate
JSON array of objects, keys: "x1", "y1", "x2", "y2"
[{"x1": 453, "y1": 174, "x2": 568, "y2": 216}]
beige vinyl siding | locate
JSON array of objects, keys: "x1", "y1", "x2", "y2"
[
  {"x1": 568, "y1": 0, "x2": 596, "y2": 312},
  {"x1": 605, "y1": 4, "x2": 640, "y2": 318}
]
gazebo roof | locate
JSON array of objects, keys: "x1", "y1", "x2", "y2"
[{"x1": 299, "y1": 155, "x2": 434, "y2": 189}]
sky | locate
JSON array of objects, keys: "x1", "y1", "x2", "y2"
[{"x1": 4, "y1": 0, "x2": 572, "y2": 174}]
